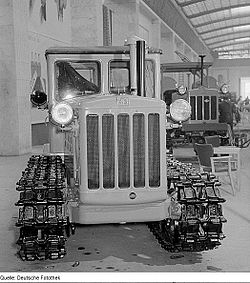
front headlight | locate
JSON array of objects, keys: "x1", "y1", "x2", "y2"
[
  {"x1": 170, "y1": 99, "x2": 191, "y2": 122},
  {"x1": 51, "y1": 102, "x2": 74, "y2": 125},
  {"x1": 177, "y1": 85, "x2": 187, "y2": 95},
  {"x1": 220, "y1": 84, "x2": 229, "y2": 94}
]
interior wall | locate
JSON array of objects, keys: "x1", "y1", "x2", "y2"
[
  {"x1": 71, "y1": 0, "x2": 103, "y2": 46},
  {"x1": 28, "y1": 0, "x2": 72, "y2": 145},
  {"x1": 139, "y1": 10, "x2": 151, "y2": 43},
  {"x1": 240, "y1": 78, "x2": 250, "y2": 100},
  {"x1": 104, "y1": 0, "x2": 139, "y2": 46}
]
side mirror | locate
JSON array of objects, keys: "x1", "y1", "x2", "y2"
[{"x1": 30, "y1": 90, "x2": 48, "y2": 108}]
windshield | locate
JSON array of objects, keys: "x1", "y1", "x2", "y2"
[{"x1": 55, "y1": 60, "x2": 101, "y2": 100}]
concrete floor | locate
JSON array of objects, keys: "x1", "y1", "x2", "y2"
[{"x1": 0, "y1": 144, "x2": 250, "y2": 274}]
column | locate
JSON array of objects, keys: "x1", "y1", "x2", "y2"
[
  {"x1": 71, "y1": 0, "x2": 104, "y2": 46},
  {"x1": 0, "y1": 0, "x2": 31, "y2": 155}
]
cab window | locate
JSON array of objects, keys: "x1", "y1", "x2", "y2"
[
  {"x1": 55, "y1": 60, "x2": 101, "y2": 100},
  {"x1": 109, "y1": 59, "x2": 155, "y2": 97},
  {"x1": 109, "y1": 60, "x2": 130, "y2": 94}
]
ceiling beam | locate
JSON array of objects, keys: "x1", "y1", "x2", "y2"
[
  {"x1": 186, "y1": 3, "x2": 250, "y2": 19},
  {"x1": 177, "y1": 0, "x2": 206, "y2": 8},
  {"x1": 205, "y1": 35, "x2": 250, "y2": 46},
  {"x1": 193, "y1": 15, "x2": 250, "y2": 29},
  {"x1": 210, "y1": 40, "x2": 250, "y2": 49},
  {"x1": 143, "y1": 0, "x2": 212, "y2": 57},
  {"x1": 199, "y1": 23, "x2": 250, "y2": 36},
  {"x1": 213, "y1": 40, "x2": 250, "y2": 49},
  {"x1": 203, "y1": 30, "x2": 250, "y2": 41},
  {"x1": 217, "y1": 48, "x2": 250, "y2": 53}
]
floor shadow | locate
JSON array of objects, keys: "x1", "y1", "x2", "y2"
[{"x1": 34, "y1": 222, "x2": 204, "y2": 270}]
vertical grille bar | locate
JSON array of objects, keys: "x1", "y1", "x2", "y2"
[
  {"x1": 87, "y1": 115, "x2": 99, "y2": 189},
  {"x1": 133, "y1": 114, "x2": 145, "y2": 188},
  {"x1": 204, "y1": 96, "x2": 210, "y2": 120},
  {"x1": 197, "y1": 96, "x2": 202, "y2": 120},
  {"x1": 148, "y1": 114, "x2": 160, "y2": 187},
  {"x1": 190, "y1": 96, "x2": 196, "y2": 120},
  {"x1": 102, "y1": 114, "x2": 115, "y2": 189},
  {"x1": 118, "y1": 114, "x2": 130, "y2": 188},
  {"x1": 211, "y1": 96, "x2": 217, "y2": 120}
]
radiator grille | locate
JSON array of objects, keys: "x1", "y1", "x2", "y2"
[
  {"x1": 190, "y1": 94, "x2": 217, "y2": 122},
  {"x1": 86, "y1": 113, "x2": 160, "y2": 189}
]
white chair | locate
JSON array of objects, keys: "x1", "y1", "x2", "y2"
[{"x1": 194, "y1": 143, "x2": 236, "y2": 195}]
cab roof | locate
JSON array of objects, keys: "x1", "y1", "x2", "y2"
[
  {"x1": 161, "y1": 62, "x2": 213, "y2": 73},
  {"x1": 45, "y1": 46, "x2": 162, "y2": 56}
]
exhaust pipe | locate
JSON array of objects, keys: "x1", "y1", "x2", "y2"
[
  {"x1": 136, "y1": 40, "x2": 145, "y2": 96},
  {"x1": 199, "y1": 55, "x2": 205, "y2": 86},
  {"x1": 128, "y1": 40, "x2": 137, "y2": 95}
]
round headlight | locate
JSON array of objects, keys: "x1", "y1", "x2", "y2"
[
  {"x1": 221, "y1": 84, "x2": 229, "y2": 94},
  {"x1": 170, "y1": 99, "x2": 191, "y2": 122},
  {"x1": 177, "y1": 85, "x2": 186, "y2": 95},
  {"x1": 51, "y1": 102, "x2": 73, "y2": 125}
]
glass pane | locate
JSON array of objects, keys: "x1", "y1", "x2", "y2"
[
  {"x1": 55, "y1": 60, "x2": 100, "y2": 100},
  {"x1": 109, "y1": 60, "x2": 130, "y2": 94}
]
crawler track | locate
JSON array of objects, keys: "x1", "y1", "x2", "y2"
[
  {"x1": 15, "y1": 155, "x2": 226, "y2": 259},
  {"x1": 148, "y1": 156, "x2": 227, "y2": 252},
  {"x1": 15, "y1": 155, "x2": 74, "y2": 261}
]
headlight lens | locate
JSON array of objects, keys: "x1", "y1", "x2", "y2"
[
  {"x1": 177, "y1": 85, "x2": 186, "y2": 95},
  {"x1": 170, "y1": 99, "x2": 191, "y2": 122},
  {"x1": 221, "y1": 84, "x2": 229, "y2": 94},
  {"x1": 51, "y1": 102, "x2": 73, "y2": 125}
]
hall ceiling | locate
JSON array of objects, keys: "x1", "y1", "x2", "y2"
[{"x1": 174, "y1": 0, "x2": 250, "y2": 59}]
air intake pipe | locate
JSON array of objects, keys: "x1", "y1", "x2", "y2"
[{"x1": 136, "y1": 40, "x2": 146, "y2": 97}]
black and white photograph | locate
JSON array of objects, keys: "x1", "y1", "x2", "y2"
[{"x1": 0, "y1": 0, "x2": 250, "y2": 282}]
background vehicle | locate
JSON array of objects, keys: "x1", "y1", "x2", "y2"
[{"x1": 162, "y1": 57, "x2": 232, "y2": 149}]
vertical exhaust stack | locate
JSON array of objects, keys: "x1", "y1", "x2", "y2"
[
  {"x1": 136, "y1": 40, "x2": 146, "y2": 97},
  {"x1": 199, "y1": 55, "x2": 205, "y2": 87},
  {"x1": 128, "y1": 40, "x2": 137, "y2": 95}
]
